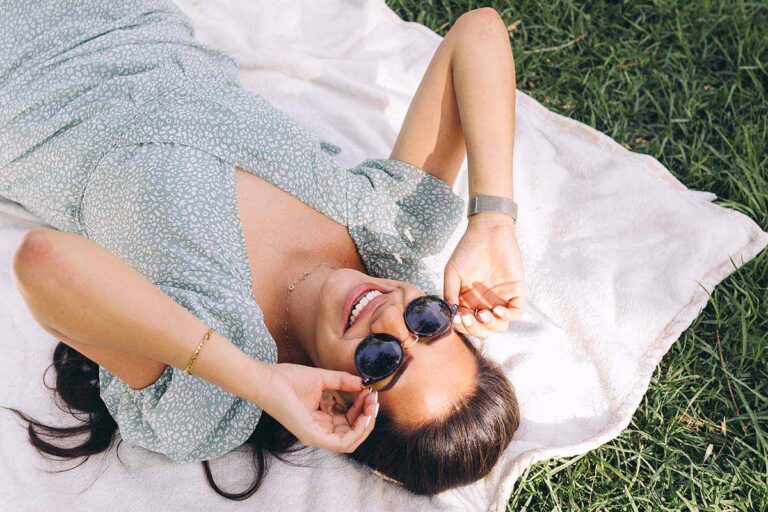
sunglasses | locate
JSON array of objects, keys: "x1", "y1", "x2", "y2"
[{"x1": 353, "y1": 295, "x2": 459, "y2": 391}]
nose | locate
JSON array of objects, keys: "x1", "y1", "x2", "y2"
[{"x1": 368, "y1": 301, "x2": 415, "y2": 350}]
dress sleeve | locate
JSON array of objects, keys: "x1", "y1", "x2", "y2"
[
  {"x1": 82, "y1": 142, "x2": 275, "y2": 463},
  {"x1": 342, "y1": 157, "x2": 465, "y2": 294}
]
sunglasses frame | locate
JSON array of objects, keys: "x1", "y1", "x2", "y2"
[{"x1": 353, "y1": 295, "x2": 459, "y2": 388}]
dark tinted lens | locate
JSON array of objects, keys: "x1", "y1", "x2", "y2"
[
  {"x1": 354, "y1": 333, "x2": 403, "y2": 380},
  {"x1": 404, "y1": 295, "x2": 453, "y2": 336}
]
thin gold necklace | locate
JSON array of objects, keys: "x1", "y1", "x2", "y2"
[{"x1": 282, "y1": 262, "x2": 337, "y2": 363}]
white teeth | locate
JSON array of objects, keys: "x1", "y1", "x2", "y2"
[{"x1": 348, "y1": 290, "x2": 383, "y2": 327}]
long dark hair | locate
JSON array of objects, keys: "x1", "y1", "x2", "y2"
[{"x1": 5, "y1": 332, "x2": 519, "y2": 498}]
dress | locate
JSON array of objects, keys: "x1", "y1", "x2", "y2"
[{"x1": 0, "y1": 0, "x2": 465, "y2": 462}]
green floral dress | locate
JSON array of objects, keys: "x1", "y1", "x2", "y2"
[{"x1": 0, "y1": 0, "x2": 464, "y2": 462}]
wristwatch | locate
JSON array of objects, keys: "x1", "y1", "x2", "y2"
[{"x1": 467, "y1": 194, "x2": 518, "y2": 222}]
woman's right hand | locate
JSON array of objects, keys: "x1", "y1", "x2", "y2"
[{"x1": 256, "y1": 363, "x2": 379, "y2": 453}]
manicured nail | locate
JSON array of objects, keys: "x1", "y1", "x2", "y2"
[
  {"x1": 373, "y1": 391, "x2": 379, "y2": 403},
  {"x1": 493, "y1": 306, "x2": 507, "y2": 317},
  {"x1": 365, "y1": 415, "x2": 372, "y2": 428},
  {"x1": 462, "y1": 315, "x2": 474, "y2": 326},
  {"x1": 374, "y1": 403, "x2": 380, "y2": 418},
  {"x1": 453, "y1": 315, "x2": 462, "y2": 325},
  {"x1": 479, "y1": 311, "x2": 492, "y2": 323}
]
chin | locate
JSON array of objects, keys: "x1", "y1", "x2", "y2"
[
  {"x1": 321, "y1": 268, "x2": 366, "y2": 305},
  {"x1": 317, "y1": 268, "x2": 367, "y2": 335}
]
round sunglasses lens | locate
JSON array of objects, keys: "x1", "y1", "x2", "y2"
[
  {"x1": 354, "y1": 333, "x2": 403, "y2": 380},
  {"x1": 404, "y1": 295, "x2": 453, "y2": 336}
]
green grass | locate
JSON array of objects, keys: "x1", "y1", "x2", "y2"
[{"x1": 385, "y1": 1, "x2": 767, "y2": 510}]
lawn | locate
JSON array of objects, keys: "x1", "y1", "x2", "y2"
[{"x1": 386, "y1": 1, "x2": 767, "y2": 510}]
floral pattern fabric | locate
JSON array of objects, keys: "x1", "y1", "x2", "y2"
[{"x1": 0, "y1": 0, "x2": 465, "y2": 462}]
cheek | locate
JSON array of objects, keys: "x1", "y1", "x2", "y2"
[{"x1": 313, "y1": 324, "x2": 359, "y2": 375}]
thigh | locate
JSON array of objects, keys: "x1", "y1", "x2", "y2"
[{"x1": 389, "y1": 32, "x2": 466, "y2": 188}]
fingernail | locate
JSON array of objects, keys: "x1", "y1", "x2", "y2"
[
  {"x1": 462, "y1": 315, "x2": 473, "y2": 326},
  {"x1": 374, "y1": 403, "x2": 380, "y2": 418},
  {"x1": 453, "y1": 315, "x2": 462, "y2": 325},
  {"x1": 373, "y1": 391, "x2": 379, "y2": 403},
  {"x1": 493, "y1": 306, "x2": 507, "y2": 317},
  {"x1": 365, "y1": 415, "x2": 372, "y2": 428},
  {"x1": 479, "y1": 311, "x2": 492, "y2": 323}
]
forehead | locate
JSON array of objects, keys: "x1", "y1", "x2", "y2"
[{"x1": 379, "y1": 331, "x2": 478, "y2": 426}]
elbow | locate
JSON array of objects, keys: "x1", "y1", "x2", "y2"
[
  {"x1": 12, "y1": 227, "x2": 58, "y2": 291},
  {"x1": 455, "y1": 7, "x2": 509, "y2": 43}
]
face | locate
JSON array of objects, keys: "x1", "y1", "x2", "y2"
[{"x1": 310, "y1": 268, "x2": 478, "y2": 427}]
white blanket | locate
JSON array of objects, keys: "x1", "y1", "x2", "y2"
[{"x1": 1, "y1": 1, "x2": 766, "y2": 511}]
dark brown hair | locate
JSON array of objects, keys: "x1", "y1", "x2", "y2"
[{"x1": 4, "y1": 331, "x2": 519, "y2": 498}]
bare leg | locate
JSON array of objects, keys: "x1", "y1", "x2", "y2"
[{"x1": 390, "y1": 7, "x2": 515, "y2": 199}]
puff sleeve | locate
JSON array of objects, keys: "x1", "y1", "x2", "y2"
[
  {"x1": 81, "y1": 142, "x2": 274, "y2": 462},
  {"x1": 342, "y1": 157, "x2": 465, "y2": 294}
]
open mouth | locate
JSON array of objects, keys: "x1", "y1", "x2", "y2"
[{"x1": 343, "y1": 283, "x2": 394, "y2": 332}]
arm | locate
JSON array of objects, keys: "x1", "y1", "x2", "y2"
[
  {"x1": 12, "y1": 227, "x2": 377, "y2": 452},
  {"x1": 13, "y1": 227, "x2": 264, "y2": 400},
  {"x1": 390, "y1": 7, "x2": 515, "y2": 201},
  {"x1": 389, "y1": 8, "x2": 523, "y2": 337}
]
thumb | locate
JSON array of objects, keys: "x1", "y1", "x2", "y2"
[
  {"x1": 443, "y1": 264, "x2": 461, "y2": 306},
  {"x1": 320, "y1": 369, "x2": 364, "y2": 392}
]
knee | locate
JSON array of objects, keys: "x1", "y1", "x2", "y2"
[
  {"x1": 452, "y1": 7, "x2": 508, "y2": 41},
  {"x1": 13, "y1": 227, "x2": 57, "y2": 287}
]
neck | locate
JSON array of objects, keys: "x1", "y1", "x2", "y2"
[{"x1": 280, "y1": 258, "x2": 336, "y2": 365}]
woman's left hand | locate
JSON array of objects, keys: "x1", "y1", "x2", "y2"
[
  {"x1": 257, "y1": 363, "x2": 378, "y2": 454},
  {"x1": 443, "y1": 212, "x2": 524, "y2": 339}
]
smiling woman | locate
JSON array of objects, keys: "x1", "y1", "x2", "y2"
[{"x1": 2, "y1": 0, "x2": 523, "y2": 500}]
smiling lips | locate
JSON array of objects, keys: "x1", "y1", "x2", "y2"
[{"x1": 343, "y1": 283, "x2": 394, "y2": 332}]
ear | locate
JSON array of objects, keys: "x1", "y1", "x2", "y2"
[{"x1": 320, "y1": 390, "x2": 351, "y2": 415}]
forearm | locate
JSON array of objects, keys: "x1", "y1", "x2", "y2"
[
  {"x1": 12, "y1": 227, "x2": 272, "y2": 406},
  {"x1": 450, "y1": 12, "x2": 516, "y2": 200}
]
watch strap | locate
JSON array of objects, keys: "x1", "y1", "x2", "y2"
[{"x1": 467, "y1": 194, "x2": 518, "y2": 221}]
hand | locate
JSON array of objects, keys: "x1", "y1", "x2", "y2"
[
  {"x1": 443, "y1": 212, "x2": 525, "y2": 339},
  {"x1": 256, "y1": 363, "x2": 379, "y2": 453}
]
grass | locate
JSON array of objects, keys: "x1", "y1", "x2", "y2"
[{"x1": 385, "y1": 1, "x2": 767, "y2": 510}]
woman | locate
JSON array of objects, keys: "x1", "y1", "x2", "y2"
[{"x1": 2, "y1": 0, "x2": 523, "y2": 498}]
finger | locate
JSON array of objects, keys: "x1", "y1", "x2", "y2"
[
  {"x1": 468, "y1": 317, "x2": 495, "y2": 338},
  {"x1": 344, "y1": 394, "x2": 379, "y2": 452},
  {"x1": 458, "y1": 284, "x2": 493, "y2": 311},
  {"x1": 345, "y1": 389, "x2": 376, "y2": 426},
  {"x1": 336, "y1": 410, "x2": 374, "y2": 453},
  {"x1": 461, "y1": 282, "x2": 525, "y2": 312},
  {"x1": 492, "y1": 280, "x2": 526, "y2": 301},
  {"x1": 443, "y1": 267, "x2": 461, "y2": 306},
  {"x1": 507, "y1": 294, "x2": 525, "y2": 310},
  {"x1": 457, "y1": 307, "x2": 478, "y2": 331},
  {"x1": 321, "y1": 369, "x2": 364, "y2": 392},
  {"x1": 452, "y1": 314, "x2": 470, "y2": 336},
  {"x1": 348, "y1": 397, "x2": 379, "y2": 453},
  {"x1": 476, "y1": 308, "x2": 508, "y2": 332},
  {"x1": 491, "y1": 306, "x2": 510, "y2": 320},
  {"x1": 506, "y1": 307, "x2": 524, "y2": 321},
  {"x1": 457, "y1": 308, "x2": 495, "y2": 339}
]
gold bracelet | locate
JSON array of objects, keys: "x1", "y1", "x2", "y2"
[{"x1": 183, "y1": 327, "x2": 214, "y2": 375}]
